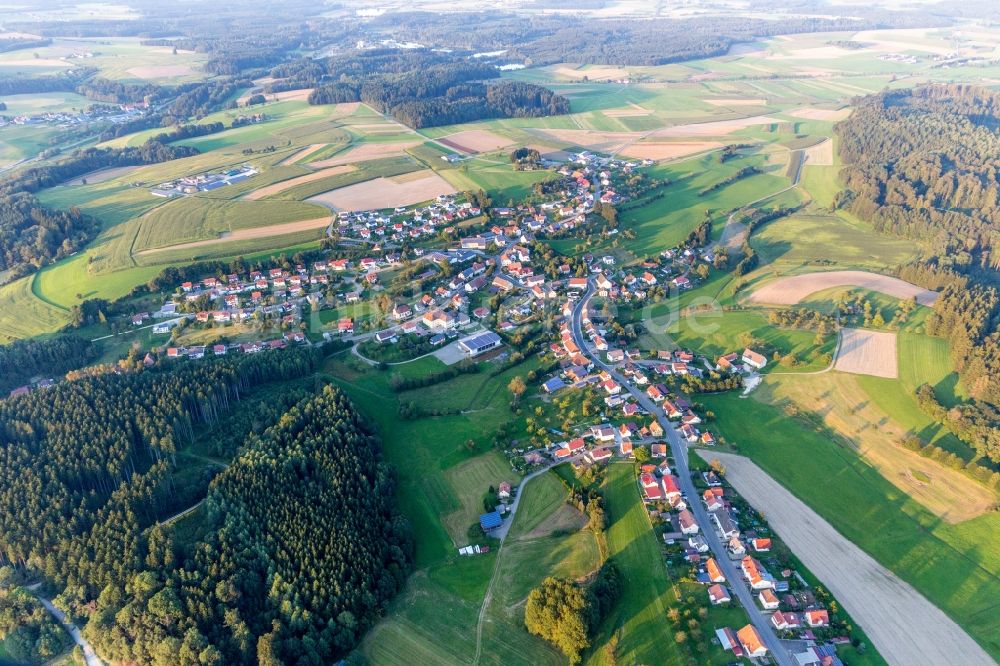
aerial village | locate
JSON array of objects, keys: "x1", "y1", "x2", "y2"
[{"x1": 12, "y1": 146, "x2": 859, "y2": 665}]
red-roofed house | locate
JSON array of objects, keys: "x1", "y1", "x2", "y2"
[
  {"x1": 708, "y1": 584, "x2": 730, "y2": 605},
  {"x1": 804, "y1": 610, "x2": 829, "y2": 628}
]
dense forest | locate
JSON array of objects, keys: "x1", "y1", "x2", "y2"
[
  {"x1": 837, "y1": 85, "x2": 1000, "y2": 451},
  {"x1": 0, "y1": 193, "x2": 99, "y2": 279},
  {"x1": 0, "y1": 585, "x2": 71, "y2": 664},
  {"x1": 307, "y1": 52, "x2": 567, "y2": 128},
  {"x1": 83, "y1": 384, "x2": 411, "y2": 665},
  {"x1": 0, "y1": 336, "x2": 100, "y2": 394},
  {"x1": 0, "y1": 348, "x2": 410, "y2": 663}
]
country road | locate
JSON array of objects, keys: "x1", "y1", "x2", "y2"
[
  {"x1": 27, "y1": 586, "x2": 103, "y2": 666},
  {"x1": 571, "y1": 281, "x2": 796, "y2": 666}
]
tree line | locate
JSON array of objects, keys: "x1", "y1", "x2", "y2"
[{"x1": 0, "y1": 335, "x2": 100, "y2": 394}]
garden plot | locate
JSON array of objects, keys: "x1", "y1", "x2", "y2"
[
  {"x1": 834, "y1": 328, "x2": 898, "y2": 379},
  {"x1": 308, "y1": 169, "x2": 456, "y2": 212}
]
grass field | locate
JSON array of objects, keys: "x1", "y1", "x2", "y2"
[
  {"x1": 0, "y1": 276, "x2": 69, "y2": 341},
  {"x1": 585, "y1": 464, "x2": 683, "y2": 665},
  {"x1": 700, "y1": 391, "x2": 1000, "y2": 660}
]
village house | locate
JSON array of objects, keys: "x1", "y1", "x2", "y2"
[
  {"x1": 804, "y1": 610, "x2": 829, "y2": 627},
  {"x1": 678, "y1": 509, "x2": 698, "y2": 535},
  {"x1": 742, "y1": 347, "x2": 768, "y2": 370},
  {"x1": 741, "y1": 556, "x2": 775, "y2": 590},
  {"x1": 708, "y1": 584, "x2": 731, "y2": 605},
  {"x1": 736, "y1": 625, "x2": 768, "y2": 659},
  {"x1": 771, "y1": 611, "x2": 802, "y2": 632},
  {"x1": 705, "y1": 557, "x2": 726, "y2": 583},
  {"x1": 758, "y1": 589, "x2": 780, "y2": 610}
]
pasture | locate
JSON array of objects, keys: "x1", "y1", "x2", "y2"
[{"x1": 700, "y1": 391, "x2": 1000, "y2": 661}]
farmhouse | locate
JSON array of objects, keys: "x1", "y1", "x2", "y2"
[
  {"x1": 742, "y1": 348, "x2": 767, "y2": 369},
  {"x1": 458, "y1": 331, "x2": 502, "y2": 357}
]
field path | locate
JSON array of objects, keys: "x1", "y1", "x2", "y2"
[{"x1": 696, "y1": 450, "x2": 996, "y2": 666}]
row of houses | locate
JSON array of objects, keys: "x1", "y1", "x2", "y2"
[{"x1": 165, "y1": 333, "x2": 305, "y2": 360}]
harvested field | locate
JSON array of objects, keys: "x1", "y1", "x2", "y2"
[
  {"x1": 310, "y1": 141, "x2": 421, "y2": 167},
  {"x1": 554, "y1": 65, "x2": 628, "y2": 80},
  {"x1": 529, "y1": 128, "x2": 637, "y2": 153},
  {"x1": 618, "y1": 141, "x2": 721, "y2": 161},
  {"x1": 758, "y1": 374, "x2": 994, "y2": 522},
  {"x1": 437, "y1": 130, "x2": 515, "y2": 154},
  {"x1": 697, "y1": 450, "x2": 995, "y2": 666},
  {"x1": 243, "y1": 165, "x2": 355, "y2": 200},
  {"x1": 126, "y1": 65, "x2": 194, "y2": 78},
  {"x1": 135, "y1": 216, "x2": 332, "y2": 255},
  {"x1": 63, "y1": 165, "x2": 140, "y2": 185},
  {"x1": 789, "y1": 107, "x2": 852, "y2": 121},
  {"x1": 704, "y1": 98, "x2": 767, "y2": 106},
  {"x1": 604, "y1": 103, "x2": 651, "y2": 117},
  {"x1": 308, "y1": 169, "x2": 456, "y2": 212},
  {"x1": 280, "y1": 143, "x2": 328, "y2": 166},
  {"x1": 749, "y1": 270, "x2": 938, "y2": 306},
  {"x1": 802, "y1": 137, "x2": 834, "y2": 166},
  {"x1": 237, "y1": 88, "x2": 313, "y2": 104},
  {"x1": 655, "y1": 115, "x2": 782, "y2": 137},
  {"x1": 834, "y1": 328, "x2": 898, "y2": 378}
]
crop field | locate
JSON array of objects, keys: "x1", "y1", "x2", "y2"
[
  {"x1": 703, "y1": 450, "x2": 994, "y2": 666},
  {"x1": 749, "y1": 270, "x2": 938, "y2": 307},
  {"x1": 438, "y1": 129, "x2": 516, "y2": 154},
  {"x1": 308, "y1": 169, "x2": 457, "y2": 212},
  {"x1": 309, "y1": 140, "x2": 422, "y2": 167},
  {"x1": 129, "y1": 196, "x2": 330, "y2": 252},
  {"x1": 0, "y1": 37, "x2": 210, "y2": 82},
  {"x1": 242, "y1": 165, "x2": 355, "y2": 200},
  {"x1": 834, "y1": 327, "x2": 898, "y2": 378},
  {"x1": 700, "y1": 391, "x2": 1000, "y2": 661}
]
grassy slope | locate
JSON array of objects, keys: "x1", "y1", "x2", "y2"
[
  {"x1": 700, "y1": 391, "x2": 1000, "y2": 660},
  {"x1": 585, "y1": 464, "x2": 683, "y2": 665}
]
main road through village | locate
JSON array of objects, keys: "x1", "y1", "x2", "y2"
[{"x1": 570, "y1": 281, "x2": 797, "y2": 666}]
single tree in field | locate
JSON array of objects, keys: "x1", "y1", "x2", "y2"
[{"x1": 508, "y1": 376, "x2": 527, "y2": 407}]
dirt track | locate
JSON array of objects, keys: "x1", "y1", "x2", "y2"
[
  {"x1": 749, "y1": 270, "x2": 938, "y2": 306},
  {"x1": 697, "y1": 451, "x2": 996, "y2": 666}
]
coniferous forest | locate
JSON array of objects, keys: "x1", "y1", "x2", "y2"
[
  {"x1": 0, "y1": 349, "x2": 411, "y2": 664},
  {"x1": 837, "y1": 84, "x2": 1000, "y2": 459}
]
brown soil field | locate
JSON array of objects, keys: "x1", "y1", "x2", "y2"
[
  {"x1": 126, "y1": 65, "x2": 195, "y2": 78},
  {"x1": 789, "y1": 107, "x2": 852, "y2": 121},
  {"x1": 655, "y1": 115, "x2": 782, "y2": 137},
  {"x1": 243, "y1": 165, "x2": 355, "y2": 200},
  {"x1": 618, "y1": 141, "x2": 721, "y2": 161},
  {"x1": 307, "y1": 169, "x2": 456, "y2": 212},
  {"x1": 697, "y1": 450, "x2": 995, "y2": 665},
  {"x1": 437, "y1": 129, "x2": 515, "y2": 154},
  {"x1": 236, "y1": 88, "x2": 313, "y2": 105},
  {"x1": 704, "y1": 98, "x2": 767, "y2": 106},
  {"x1": 279, "y1": 143, "x2": 328, "y2": 166},
  {"x1": 135, "y1": 216, "x2": 332, "y2": 255},
  {"x1": 758, "y1": 374, "x2": 995, "y2": 522},
  {"x1": 64, "y1": 165, "x2": 140, "y2": 186},
  {"x1": 802, "y1": 137, "x2": 834, "y2": 166},
  {"x1": 749, "y1": 270, "x2": 938, "y2": 307},
  {"x1": 834, "y1": 327, "x2": 898, "y2": 378},
  {"x1": 309, "y1": 141, "x2": 421, "y2": 167}
]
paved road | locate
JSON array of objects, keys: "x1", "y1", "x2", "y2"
[
  {"x1": 27, "y1": 586, "x2": 104, "y2": 666},
  {"x1": 570, "y1": 282, "x2": 795, "y2": 666}
]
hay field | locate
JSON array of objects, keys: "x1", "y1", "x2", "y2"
[
  {"x1": 750, "y1": 270, "x2": 938, "y2": 306},
  {"x1": 757, "y1": 375, "x2": 995, "y2": 523},
  {"x1": 63, "y1": 165, "x2": 141, "y2": 185},
  {"x1": 437, "y1": 130, "x2": 515, "y2": 154},
  {"x1": 699, "y1": 450, "x2": 995, "y2": 666},
  {"x1": 308, "y1": 169, "x2": 456, "y2": 212},
  {"x1": 655, "y1": 115, "x2": 782, "y2": 137},
  {"x1": 834, "y1": 328, "x2": 898, "y2": 378},
  {"x1": 126, "y1": 64, "x2": 194, "y2": 78},
  {"x1": 135, "y1": 216, "x2": 331, "y2": 256},
  {"x1": 618, "y1": 140, "x2": 721, "y2": 160},
  {"x1": 704, "y1": 98, "x2": 767, "y2": 106},
  {"x1": 789, "y1": 107, "x2": 852, "y2": 121},
  {"x1": 802, "y1": 137, "x2": 834, "y2": 166},
  {"x1": 310, "y1": 141, "x2": 421, "y2": 167},
  {"x1": 279, "y1": 143, "x2": 328, "y2": 165},
  {"x1": 243, "y1": 165, "x2": 355, "y2": 200}
]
